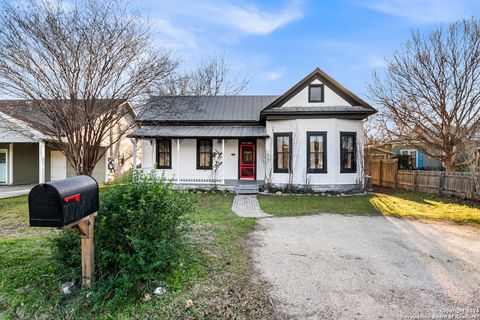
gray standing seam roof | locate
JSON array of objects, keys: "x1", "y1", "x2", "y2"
[
  {"x1": 138, "y1": 95, "x2": 279, "y2": 122},
  {"x1": 127, "y1": 125, "x2": 268, "y2": 138}
]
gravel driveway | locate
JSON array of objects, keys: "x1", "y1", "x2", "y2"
[{"x1": 252, "y1": 214, "x2": 480, "y2": 320}]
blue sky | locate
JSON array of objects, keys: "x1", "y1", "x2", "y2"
[{"x1": 134, "y1": 0, "x2": 480, "y2": 100}]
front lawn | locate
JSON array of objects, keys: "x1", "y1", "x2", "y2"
[
  {"x1": 0, "y1": 193, "x2": 278, "y2": 319},
  {"x1": 258, "y1": 191, "x2": 480, "y2": 226},
  {"x1": 258, "y1": 193, "x2": 378, "y2": 216}
]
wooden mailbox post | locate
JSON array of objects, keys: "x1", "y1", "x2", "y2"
[{"x1": 65, "y1": 213, "x2": 96, "y2": 287}]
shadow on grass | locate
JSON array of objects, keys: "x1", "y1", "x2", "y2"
[
  {"x1": 370, "y1": 189, "x2": 480, "y2": 227},
  {"x1": 258, "y1": 190, "x2": 480, "y2": 226}
]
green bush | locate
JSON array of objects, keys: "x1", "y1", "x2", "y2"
[{"x1": 50, "y1": 172, "x2": 195, "y2": 306}]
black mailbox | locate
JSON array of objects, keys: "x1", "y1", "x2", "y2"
[{"x1": 29, "y1": 175, "x2": 99, "y2": 227}]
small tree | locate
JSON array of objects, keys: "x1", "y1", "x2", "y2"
[
  {"x1": 0, "y1": 0, "x2": 177, "y2": 175},
  {"x1": 369, "y1": 18, "x2": 480, "y2": 172}
]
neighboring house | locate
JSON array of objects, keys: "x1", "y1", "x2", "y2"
[
  {"x1": 391, "y1": 144, "x2": 443, "y2": 170},
  {"x1": 0, "y1": 100, "x2": 136, "y2": 185},
  {"x1": 129, "y1": 68, "x2": 377, "y2": 192}
]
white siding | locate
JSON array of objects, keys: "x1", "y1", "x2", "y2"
[
  {"x1": 265, "y1": 119, "x2": 363, "y2": 186},
  {"x1": 223, "y1": 139, "x2": 238, "y2": 180},
  {"x1": 281, "y1": 79, "x2": 351, "y2": 108},
  {"x1": 141, "y1": 138, "x2": 248, "y2": 182}
]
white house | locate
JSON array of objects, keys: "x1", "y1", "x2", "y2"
[{"x1": 129, "y1": 68, "x2": 377, "y2": 193}]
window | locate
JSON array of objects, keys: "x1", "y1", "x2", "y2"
[
  {"x1": 156, "y1": 139, "x2": 171, "y2": 169},
  {"x1": 274, "y1": 133, "x2": 292, "y2": 173},
  {"x1": 340, "y1": 132, "x2": 356, "y2": 173},
  {"x1": 401, "y1": 150, "x2": 417, "y2": 169},
  {"x1": 197, "y1": 139, "x2": 212, "y2": 169},
  {"x1": 307, "y1": 132, "x2": 327, "y2": 173},
  {"x1": 308, "y1": 84, "x2": 324, "y2": 102}
]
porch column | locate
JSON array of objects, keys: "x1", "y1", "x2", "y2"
[
  {"x1": 38, "y1": 141, "x2": 45, "y2": 183},
  {"x1": 176, "y1": 138, "x2": 180, "y2": 183},
  {"x1": 131, "y1": 139, "x2": 137, "y2": 171},
  {"x1": 8, "y1": 143, "x2": 13, "y2": 185},
  {"x1": 221, "y1": 139, "x2": 225, "y2": 184}
]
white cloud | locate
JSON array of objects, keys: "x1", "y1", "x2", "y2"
[
  {"x1": 263, "y1": 69, "x2": 284, "y2": 81},
  {"x1": 203, "y1": 1, "x2": 303, "y2": 35},
  {"x1": 360, "y1": 0, "x2": 468, "y2": 24},
  {"x1": 150, "y1": 18, "x2": 199, "y2": 50}
]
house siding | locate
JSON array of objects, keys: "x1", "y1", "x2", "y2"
[
  {"x1": 265, "y1": 118, "x2": 363, "y2": 191},
  {"x1": 392, "y1": 146, "x2": 443, "y2": 169},
  {"x1": 12, "y1": 143, "x2": 39, "y2": 185},
  {"x1": 281, "y1": 79, "x2": 351, "y2": 108}
]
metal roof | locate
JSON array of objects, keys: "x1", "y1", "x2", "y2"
[
  {"x1": 128, "y1": 125, "x2": 268, "y2": 138},
  {"x1": 261, "y1": 106, "x2": 375, "y2": 114},
  {"x1": 138, "y1": 95, "x2": 278, "y2": 122}
]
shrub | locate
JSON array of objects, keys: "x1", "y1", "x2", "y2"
[{"x1": 50, "y1": 172, "x2": 195, "y2": 305}]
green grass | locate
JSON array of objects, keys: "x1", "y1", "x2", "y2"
[
  {"x1": 0, "y1": 193, "x2": 277, "y2": 320},
  {"x1": 0, "y1": 195, "x2": 51, "y2": 238},
  {"x1": 258, "y1": 194, "x2": 378, "y2": 216},
  {"x1": 258, "y1": 191, "x2": 480, "y2": 226},
  {"x1": 371, "y1": 191, "x2": 480, "y2": 226}
]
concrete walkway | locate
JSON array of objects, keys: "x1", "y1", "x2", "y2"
[
  {"x1": 232, "y1": 195, "x2": 271, "y2": 218},
  {"x1": 0, "y1": 185, "x2": 35, "y2": 199}
]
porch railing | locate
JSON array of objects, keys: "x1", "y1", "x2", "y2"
[{"x1": 144, "y1": 168, "x2": 224, "y2": 185}]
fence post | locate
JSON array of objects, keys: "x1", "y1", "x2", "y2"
[
  {"x1": 413, "y1": 170, "x2": 417, "y2": 191},
  {"x1": 439, "y1": 172, "x2": 444, "y2": 195},
  {"x1": 379, "y1": 159, "x2": 383, "y2": 187}
]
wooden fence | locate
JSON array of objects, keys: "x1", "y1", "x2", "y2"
[{"x1": 367, "y1": 159, "x2": 480, "y2": 200}]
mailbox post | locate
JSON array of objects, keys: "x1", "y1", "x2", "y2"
[{"x1": 28, "y1": 175, "x2": 99, "y2": 287}]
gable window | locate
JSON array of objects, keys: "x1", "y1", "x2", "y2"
[
  {"x1": 274, "y1": 133, "x2": 292, "y2": 173},
  {"x1": 156, "y1": 138, "x2": 171, "y2": 169},
  {"x1": 307, "y1": 132, "x2": 327, "y2": 173},
  {"x1": 308, "y1": 84, "x2": 324, "y2": 102},
  {"x1": 197, "y1": 139, "x2": 213, "y2": 170},
  {"x1": 340, "y1": 132, "x2": 356, "y2": 173}
]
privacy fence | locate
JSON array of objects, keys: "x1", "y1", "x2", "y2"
[{"x1": 367, "y1": 159, "x2": 480, "y2": 200}]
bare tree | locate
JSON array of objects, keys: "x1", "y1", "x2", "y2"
[
  {"x1": 159, "y1": 55, "x2": 250, "y2": 96},
  {"x1": 369, "y1": 18, "x2": 480, "y2": 172},
  {"x1": 0, "y1": 0, "x2": 177, "y2": 175}
]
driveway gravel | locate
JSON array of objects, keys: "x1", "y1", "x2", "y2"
[{"x1": 252, "y1": 214, "x2": 480, "y2": 320}]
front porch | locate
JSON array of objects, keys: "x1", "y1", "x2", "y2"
[
  {"x1": 130, "y1": 126, "x2": 268, "y2": 189},
  {"x1": 0, "y1": 141, "x2": 108, "y2": 185}
]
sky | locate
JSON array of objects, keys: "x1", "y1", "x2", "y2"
[{"x1": 133, "y1": 0, "x2": 480, "y2": 101}]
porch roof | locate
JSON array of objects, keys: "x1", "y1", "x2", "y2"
[{"x1": 128, "y1": 125, "x2": 268, "y2": 139}]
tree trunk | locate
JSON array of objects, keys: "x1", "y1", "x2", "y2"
[{"x1": 444, "y1": 158, "x2": 454, "y2": 172}]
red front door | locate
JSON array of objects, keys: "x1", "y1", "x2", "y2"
[{"x1": 240, "y1": 143, "x2": 255, "y2": 179}]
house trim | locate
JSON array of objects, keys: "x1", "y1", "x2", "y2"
[
  {"x1": 262, "y1": 67, "x2": 376, "y2": 112},
  {"x1": 238, "y1": 139, "x2": 257, "y2": 180},
  {"x1": 273, "y1": 132, "x2": 292, "y2": 174},
  {"x1": 0, "y1": 148, "x2": 8, "y2": 184},
  {"x1": 196, "y1": 138, "x2": 213, "y2": 170},
  {"x1": 156, "y1": 138, "x2": 172, "y2": 169},
  {"x1": 306, "y1": 131, "x2": 327, "y2": 174},
  {"x1": 308, "y1": 84, "x2": 325, "y2": 103},
  {"x1": 340, "y1": 132, "x2": 357, "y2": 174}
]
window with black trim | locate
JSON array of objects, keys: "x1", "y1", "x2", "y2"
[
  {"x1": 197, "y1": 139, "x2": 212, "y2": 170},
  {"x1": 308, "y1": 84, "x2": 324, "y2": 102},
  {"x1": 274, "y1": 133, "x2": 292, "y2": 173},
  {"x1": 340, "y1": 132, "x2": 356, "y2": 173},
  {"x1": 156, "y1": 138, "x2": 171, "y2": 169},
  {"x1": 307, "y1": 132, "x2": 327, "y2": 173}
]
